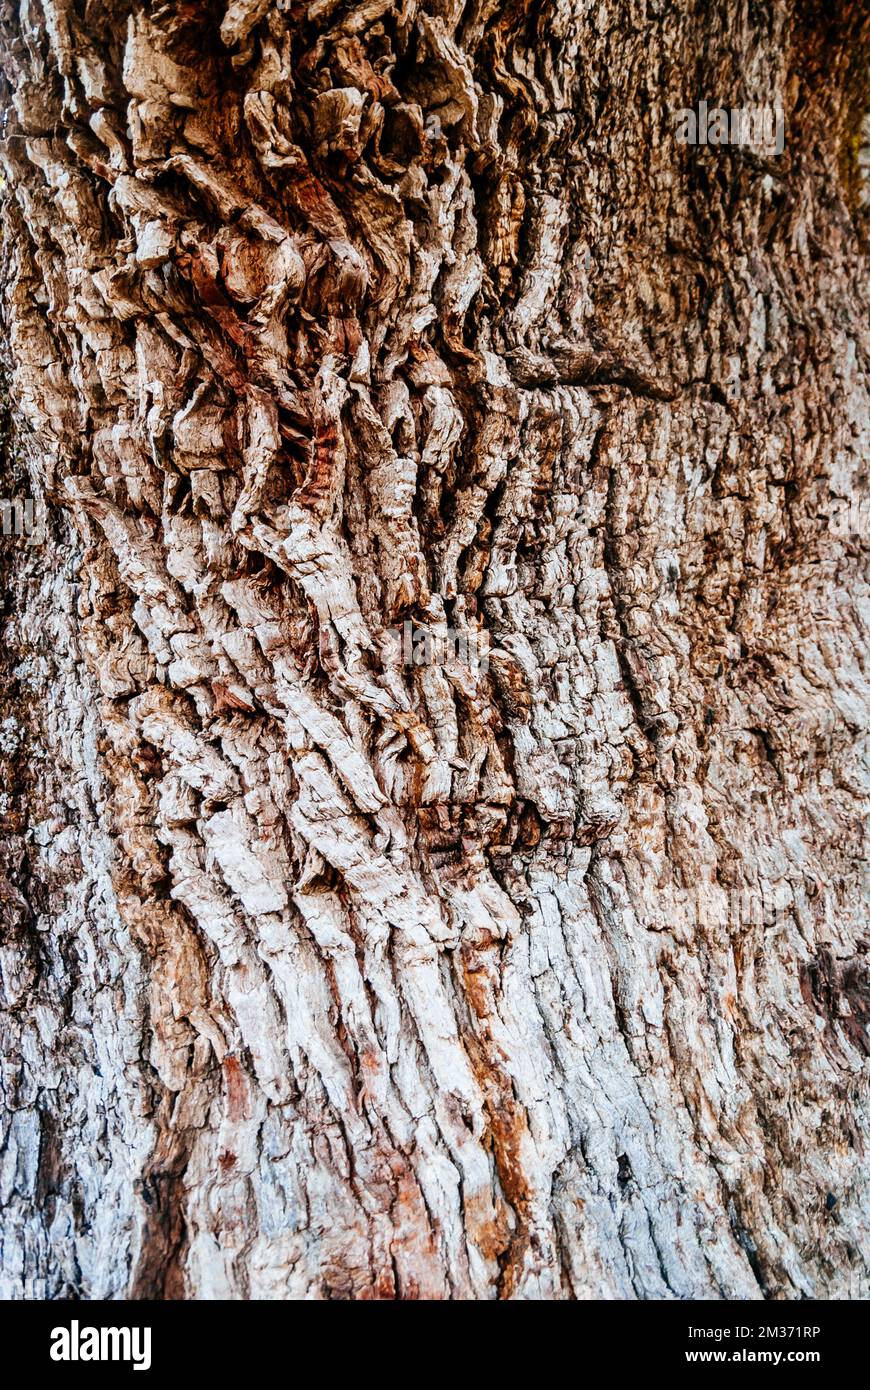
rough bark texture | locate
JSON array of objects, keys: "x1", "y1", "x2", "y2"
[{"x1": 1, "y1": 0, "x2": 869, "y2": 1300}]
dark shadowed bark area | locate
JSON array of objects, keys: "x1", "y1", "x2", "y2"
[{"x1": 0, "y1": 0, "x2": 868, "y2": 1299}]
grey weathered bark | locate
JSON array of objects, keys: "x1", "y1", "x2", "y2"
[{"x1": 0, "y1": 0, "x2": 868, "y2": 1300}]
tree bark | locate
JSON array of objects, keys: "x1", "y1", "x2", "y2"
[{"x1": 1, "y1": 0, "x2": 868, "y2": 1300}]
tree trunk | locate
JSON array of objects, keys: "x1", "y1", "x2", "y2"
[{"x1": 1, "y1": 0, "x2": 868, "y2": 1301}]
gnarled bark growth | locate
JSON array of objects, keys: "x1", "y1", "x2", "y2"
[{"x1": 0, "y1": 0, "x2": 868, "y2": 1299}]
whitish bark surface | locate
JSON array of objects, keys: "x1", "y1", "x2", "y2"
[{"x1": 0, "y1": 0, "x2": 868, "y2": 1300}]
